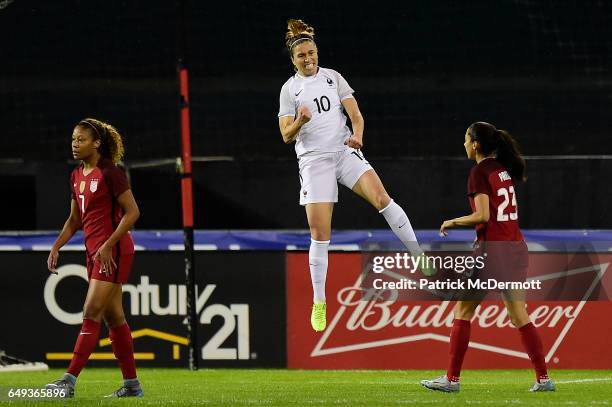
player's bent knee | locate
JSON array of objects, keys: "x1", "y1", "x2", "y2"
[{"x1": 376, "y1": 193, "x2": 391, "y2": 210}]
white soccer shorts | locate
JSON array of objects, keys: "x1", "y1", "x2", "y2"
[{"x1": 297, "y1": 148, "x2": 373, "y2": 206}]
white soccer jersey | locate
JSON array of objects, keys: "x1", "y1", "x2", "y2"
[{"x1": 278, "y1": 67, "x2": 355, "y2": 157}]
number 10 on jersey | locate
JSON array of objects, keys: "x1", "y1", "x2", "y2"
[{"x1": 313, "y1": 96, "x2": 330, "y2": 113}]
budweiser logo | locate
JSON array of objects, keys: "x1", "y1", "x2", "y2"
[{"x1": 311, "y1": 262, "x2": 609, "y2": 362}]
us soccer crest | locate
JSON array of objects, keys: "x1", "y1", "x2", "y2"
[{"x1": 90, "y1": 179, "x2": 99, "y2": 193}]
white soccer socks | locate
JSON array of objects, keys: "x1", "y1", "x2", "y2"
[
  {"x1": 309, "y1": 238, "x2": 330, "y2": 303},
  {"x1": 379, "y1": 199, "x2": 423, "y2": 255}
]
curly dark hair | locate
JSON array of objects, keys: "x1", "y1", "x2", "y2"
[{"x1": 77, "y1": 118, "x2": 125, "y2": 164}]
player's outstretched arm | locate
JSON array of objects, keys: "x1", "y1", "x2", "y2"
[
  {"x1": 342, "y1": 97, "x2": 364, "y2": 149},
  {"x1": 48, "y1": 199, "x2": 82, "y2": 272},
  {"x1": 440, "y1": 193, "x2": 490, "y2": 236}
]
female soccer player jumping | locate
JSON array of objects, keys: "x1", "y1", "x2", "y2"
[
  {"x1": 420, "y1": 122, "x2": 555, "y2": 393},
  {"x1": 45, "y1": 118, "x2": 143, "y2": 398},
  {"x1": 278, "y1": 19, "x2": 429, "y2": 332}
]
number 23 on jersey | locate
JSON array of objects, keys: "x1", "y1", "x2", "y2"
[{"x1": 497, "y1": 186, "x2": 517, "y2": 221}]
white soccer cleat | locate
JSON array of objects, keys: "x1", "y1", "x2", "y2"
[
  {"x1": 529, "y1": 379, "x2": 556, "y2": 392},
  {"x1": 420, "y1": 375, "x2": 460, "y2": 393}
]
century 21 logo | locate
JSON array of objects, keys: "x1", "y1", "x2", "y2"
[
  {"x1": 198, "y1": 284, "x2": 250, "y2": 360},
  {"x1": 44, "y1": 264, "x2": 251, "y2": 360}
]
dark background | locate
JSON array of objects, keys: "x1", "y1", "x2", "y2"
[{"x1": 1, "y1": 0, "x2": 611, "y2": 230}]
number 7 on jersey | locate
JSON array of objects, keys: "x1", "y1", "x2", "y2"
[{"x1": 78, "y1": 194, "x2": 85, "y2": 213}]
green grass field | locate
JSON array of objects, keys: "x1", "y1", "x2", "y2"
[{"x1": 1, "y1": 368, "x2": 611, "y2": 406}]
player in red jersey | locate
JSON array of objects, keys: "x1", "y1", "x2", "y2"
[
  {"x1": 45, "y1": 118, "x2": 143, "y2": 398},
  {"x1": 421, "y1": 122, "x2": 555, "y2": 393}
]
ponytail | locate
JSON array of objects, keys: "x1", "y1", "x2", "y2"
[
  {"x1": 468, "y1": 121, "x2": 526, "y2": 182},
  {"x1": 495, "y1": 129, "x2": 526, "y2": 182}
]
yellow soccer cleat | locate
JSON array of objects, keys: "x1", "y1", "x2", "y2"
[{"x1": 311, "y1": 302, "x2": 327, "y2": 332}]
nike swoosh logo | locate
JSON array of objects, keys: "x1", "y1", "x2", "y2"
[
  {"x1": 398, "y1": 221, "x2": 408, "y2": 229},
  {"x1": 79, "y1": 332, "x2": 92, "y2": 335},
  {"x1": 295, "y1": 89, "x2": 303, "y2": 96}
]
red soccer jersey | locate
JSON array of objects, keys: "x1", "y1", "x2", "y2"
[
  {"x1": 70, "y1": 158, "x2": 135, "y2": 259},
  {"x1": 467, "y1": 158, "x2": 523, "y2": 241}
]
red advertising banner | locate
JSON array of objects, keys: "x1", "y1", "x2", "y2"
[{"x1": 287, "y1": 252, "x2": 612, "y2": 369}]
